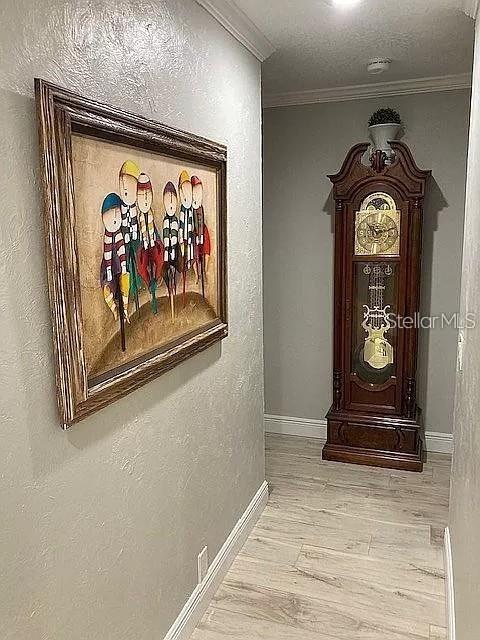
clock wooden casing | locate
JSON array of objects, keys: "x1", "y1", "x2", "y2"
[{"x1": 323, "y1": 141, "x2": 431, "y2": 472}]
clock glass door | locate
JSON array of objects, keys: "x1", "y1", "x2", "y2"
[
  {"x1": 349, "y1": 192, "x2": 402, "y2": 410},
  {"x1": 352, "y1": 261, "x2": 397, "y2": 385}
]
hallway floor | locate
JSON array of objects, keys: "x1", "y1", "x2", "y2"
[{"x1": 193, "y1": 434, "x2": 451, "y2": 640}]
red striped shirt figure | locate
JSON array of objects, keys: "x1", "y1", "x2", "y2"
[
  {"x1": 191, "y1": 176, "x2": 211, "y2": 299},
  {"x1": 100, "y1": 193, "x2": 130, "y2": 351},
  {"x1": 136, "y1": 173, "x2": 164, "y2": 314}
]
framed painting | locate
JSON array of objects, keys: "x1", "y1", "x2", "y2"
[{"x1": 35, "y1": 79, "x2": 227, "y2": 427}]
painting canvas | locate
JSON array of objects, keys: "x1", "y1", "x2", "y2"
[
  {"x1": 35, "y1": 80, "x2": 227, "y2": 426},
  {"x1": 73, "y1": 137, "x2": 220, "y2": 383}
]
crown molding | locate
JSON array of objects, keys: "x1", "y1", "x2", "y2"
[
  {"x1": 263, "y1": 73, "x2": 472, "y2": 108},
  {"x1": 464, "y1": 0, "x2": 479, "y2": 18},
  {"x1": 195, "y1": 0, "x2": 275, "y2": 62}
]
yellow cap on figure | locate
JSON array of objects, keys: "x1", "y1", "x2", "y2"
[
  {"x1": 120, "y1": 160, "x2": 141, "y2": 179},
  {"x1": 179, "y1": 170, "x2": 190, "y2": 187}
]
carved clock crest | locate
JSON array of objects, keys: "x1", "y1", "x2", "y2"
[{"x1": 323, "y1": 142, "x2": 431, "y2": 472}]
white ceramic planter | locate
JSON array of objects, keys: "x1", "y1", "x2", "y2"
[{"x1": 368, "y1": 123, "x2": 401, "y2": 162}]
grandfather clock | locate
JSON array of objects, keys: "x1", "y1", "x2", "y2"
[{"x1": 323, "y1": 141, "x2": 430, "y2": 472}]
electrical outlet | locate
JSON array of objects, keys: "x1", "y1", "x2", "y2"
[{"x1": 197, "y1": 546, "x2": 208, "y2": 584}]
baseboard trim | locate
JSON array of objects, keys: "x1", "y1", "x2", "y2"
[
  {"x1": 444, "y1": 527, "x2": 456, "y2": 640},
  {"x1": 264, "y1": 414, "x2": 327, "y2": 441},
  {"x1": 425, "y1": 430, "x2": 454, "y2": 455},
  {"x1": 264, "y1": 413, "x2": 453, "y2": 454},
  {"x1": 163, "y1": 480, "x2": 268, "y2": 640}
]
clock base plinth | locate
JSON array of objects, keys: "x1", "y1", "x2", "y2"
[{"x1": 323, "y1": 407, "x2": 424, "y2": 472}]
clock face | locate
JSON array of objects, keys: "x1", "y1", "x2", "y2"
[
  {"x1": 356, "y1": 211, "x2": 399, "y2": 254},
  {"x1": 355, "y1": 193, "x2": 400, "y2": 256}
]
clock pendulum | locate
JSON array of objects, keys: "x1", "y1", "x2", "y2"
[
  {"x1": 360, "y1": 263, "x2": 394, "y2": 371},
  {"x1": 323, "y1": 144, "x2": 431, "y2": 472}
]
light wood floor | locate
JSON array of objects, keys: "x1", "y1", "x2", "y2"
[{"x1": 193, "y1": 434, "x2": 451, "y2": 640}]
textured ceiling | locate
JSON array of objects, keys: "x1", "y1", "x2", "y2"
[{"x1": 234, "y1": 0, "x2": 475, "y2": 96}]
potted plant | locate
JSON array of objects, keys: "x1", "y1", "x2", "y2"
[{"x1": 368, "y1": 108, "x2": 402, "y2": 162}]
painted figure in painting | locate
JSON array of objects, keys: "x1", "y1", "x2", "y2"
[
  {"x1": 100, "y1": 193, "x2": 130, "y2": 351},
  {"x1": 178, "y1": 170, "x2": 195, "y2": 302},
  {"x1": 119, "y1": 160, "x2": 142, "y2": 310},
  {"x1": 191, "y1": 175, "x2": 211, "y2": 299},
  {"x1": 136, "y1": 173, "x2": 164, "y2": 314},
  {"x1": 162, "y1": 181, "x2": 180, "y2": 320}
]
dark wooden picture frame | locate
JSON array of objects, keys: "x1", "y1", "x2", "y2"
[{"x1": 35, "y1": 79, "x2": 228, "y2": 428}]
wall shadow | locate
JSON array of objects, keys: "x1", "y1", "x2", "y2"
[
  {"x1": 417, "y1": 176, "x2": 449, "y2": 415},
  {"x1": 67, "y1": 342, "x2": 222, "y2": 451},
  {"x1": 323, "y1": 188, "x2": 336, "y2": 234}
]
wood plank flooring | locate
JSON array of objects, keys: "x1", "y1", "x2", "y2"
[{"x1": 192, "y1": 434, "x2": 451, "y2": 640}]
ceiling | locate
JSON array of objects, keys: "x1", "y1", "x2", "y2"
[{"x1": 233, "y1": 0, "x2": 475, "y2": 98}]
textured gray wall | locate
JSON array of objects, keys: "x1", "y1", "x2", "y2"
[
  {"x1": 0, "y1": 1, "x2": 264, "y2": 638},
  {"x1": 450, "y1": 18, "x2": 480, "y2": 640},
  {"x1": 263, "y1": 91, "x2": 469, "y2": 434}
]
